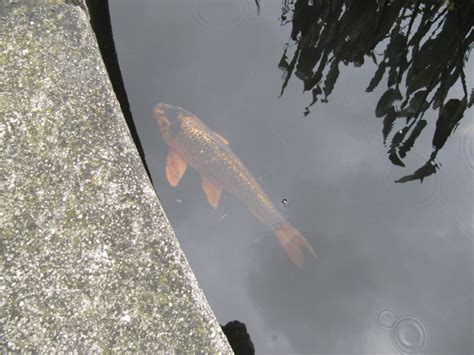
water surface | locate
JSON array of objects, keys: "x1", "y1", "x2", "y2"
[{"x1": 110, "y1": 1, "x2": 473, "y2": 353}]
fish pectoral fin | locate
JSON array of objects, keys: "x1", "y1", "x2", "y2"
[
  {"x1": 201, "y1": 177, "x2": 222, "y2": 209},
  {"x1": 166, "y1": 149, "x2": 187, "y2": 187},
  {"x1": 213, "y1": 131, "x2": 229, "y2": 145}
]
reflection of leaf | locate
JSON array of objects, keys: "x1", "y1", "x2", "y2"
[
  {"x1": 432, "y1": 66, "x2": 460, "y2": 109},
  {"x1": 387, "y1": 126, "x2": 409, "y2": 167},
  {"x1": 388, "y1": 151, "x2": 405, "y2": 167},
  {"x1": 407, "y1": 90, "x2": 429, "y2": 113},
  {"x1": 382, "y1": 108, "x2": 398, "y2": 143},
  {"x1": 366, "y1": 62, "x2": 386, "y2": 92},
  {"x1": 278, "y1": 51, "x2": 290, "y2": 72},
  {"x1": 304, "y1": 50, "x2": 329, "y2": 91},
  {"x1": 297, "y1": 47, "x2": 323, "y2": 81},
  {"x1": 432, "y1": 98, "x2": 466, "y2": 150},
  {"x1": 323, "y1": 59, "x2": 339, "y2": 99},
  {"x1": 255, "y1": 0, "x2": 261, "y2": 15},
  {"x1": 397, "y1": 108, "x2": 412, "y2": 118},
  {"x1": 390, "y1": 125, "x2": 409, "y2": 146},
  {"x1": 407, "y1": 67, "x2": 438, "y2": 94},
  {"x1": 311, "y1": 86, "x2": 322, "y2": 104},
  {"x1": 399, "y1": 119, "x2": 427, "y2": 158},
  {"x1": 304, "y1": 86, "x2": 323, "y2": 116},
  {"x1": 279, "y1": 47, "x2": 301, "y2": 97},
  {"x1": 387, "y1": 66, "x2": 399, "y2": 86},
  {"x1": 408, "y1": 9, "x2": 438, "y2": 46},
  {"x1": 413, "y1": 38, "x2": 446, "y2": 71},
  {"x1": 279, "y1": 0, "x2": 471, "y2": 184},
  {"x1": 376, "y1": 1, "x2": 404, "y2": 44},
  {"x1": 369, "y1": 51, "x2": 377, "y2": 65},
  {"x1": 376, "y1": 88, "x2": 402, "y2": 117},
  {"x1": 304, "y1": 71, "x2": 322, "y2": 91},
  {"x1": 395, "y1": 159, "x2": 439, "y2": 183},
  {"x1": 386, "y1": 29, "x2": 406, "y2": 63},
  {"x1": 365, "y1": 62, "x2": 387, "y2": 92}
]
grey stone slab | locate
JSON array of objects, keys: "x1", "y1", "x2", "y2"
[{"x1": 0, "y1": 1, "x2": 232, "y2": 353}]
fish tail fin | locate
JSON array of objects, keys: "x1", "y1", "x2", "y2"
[{"x1": 273, "y1": 222, "x2": 317, "y2": 268}]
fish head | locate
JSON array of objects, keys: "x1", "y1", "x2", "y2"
[{"x1": 154, "y1": 103, "x2": 186, "y2": 145}]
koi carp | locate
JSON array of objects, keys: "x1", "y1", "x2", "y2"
[{"x1": 154, "y1": 103, "x2": 317, "y2": 267}]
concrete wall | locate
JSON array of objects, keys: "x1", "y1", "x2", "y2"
[{"x1": 0, "y1": 1, "x2": 232, "y2": 352}]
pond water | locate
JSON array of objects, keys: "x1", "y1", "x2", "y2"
[{"x1": 109, "y1": 1, "x2": 473, "y2": 353}]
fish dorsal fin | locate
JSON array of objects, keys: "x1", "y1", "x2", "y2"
[
  {"x1": 166, "y1": 149, "x2": 187, "y2": 187},
  {"x1": 201, "y1": 177, "x2": 222, "y2": 209},
  {"x1": 213, "y1": 131, "x2": 229, "y2": 145}
]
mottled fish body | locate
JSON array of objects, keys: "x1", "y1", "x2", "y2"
[{"x1": 154, "y1": 103, "x2": 316, "y2": 267}]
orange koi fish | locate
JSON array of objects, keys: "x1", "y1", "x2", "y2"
[{"x1": 154, "y1": 103, "x2": 317, "y2": 267}]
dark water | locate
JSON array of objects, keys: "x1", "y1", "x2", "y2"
[{"x1": 109, "y1": 1, "x2": 473, "y2": 353}]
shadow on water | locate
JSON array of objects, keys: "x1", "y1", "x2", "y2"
[{"x1": 277, "y1": 0, "x2": 473, "y2": 183}]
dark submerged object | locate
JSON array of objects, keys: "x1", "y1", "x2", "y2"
[{"x1": 221, "y1": 320, "x2": 255, "y2": 355}]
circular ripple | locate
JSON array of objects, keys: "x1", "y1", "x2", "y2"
[
  {"x1": 378, "y1": 309, "x2": 396, "y2": 330},
  {"x1": 454, "y1": 120, "x2": 474, "y2": 175},
  {"x1": 371, "y1": 149, "x2": 448, "y2": 212},
  {"x1": 192, "y1": 0, "x2": 251, "y2": 31},
  {"x1": 390, "y1": 315, "x2": 428, "y2": 354}
]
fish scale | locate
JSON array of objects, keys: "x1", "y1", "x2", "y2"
[{"x1": 179, "y1": 119, "x2": 260, "y2": 200}]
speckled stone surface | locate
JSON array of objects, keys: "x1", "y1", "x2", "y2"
[{"x1": 0, "y1": 1, "x2": 232, "y2": 352}]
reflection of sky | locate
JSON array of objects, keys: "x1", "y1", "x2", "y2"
[{"x1": 110, "y1": 1, "x2": 473, "y2": 353}]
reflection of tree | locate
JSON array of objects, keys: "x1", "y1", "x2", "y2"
[{"x1": 278, "y1": 0, "x2": 473, "y2": 182}]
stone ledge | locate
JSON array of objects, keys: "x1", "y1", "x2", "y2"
[{"x1": 0, "y1": 1, "x2": 232, "y2": 352}]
